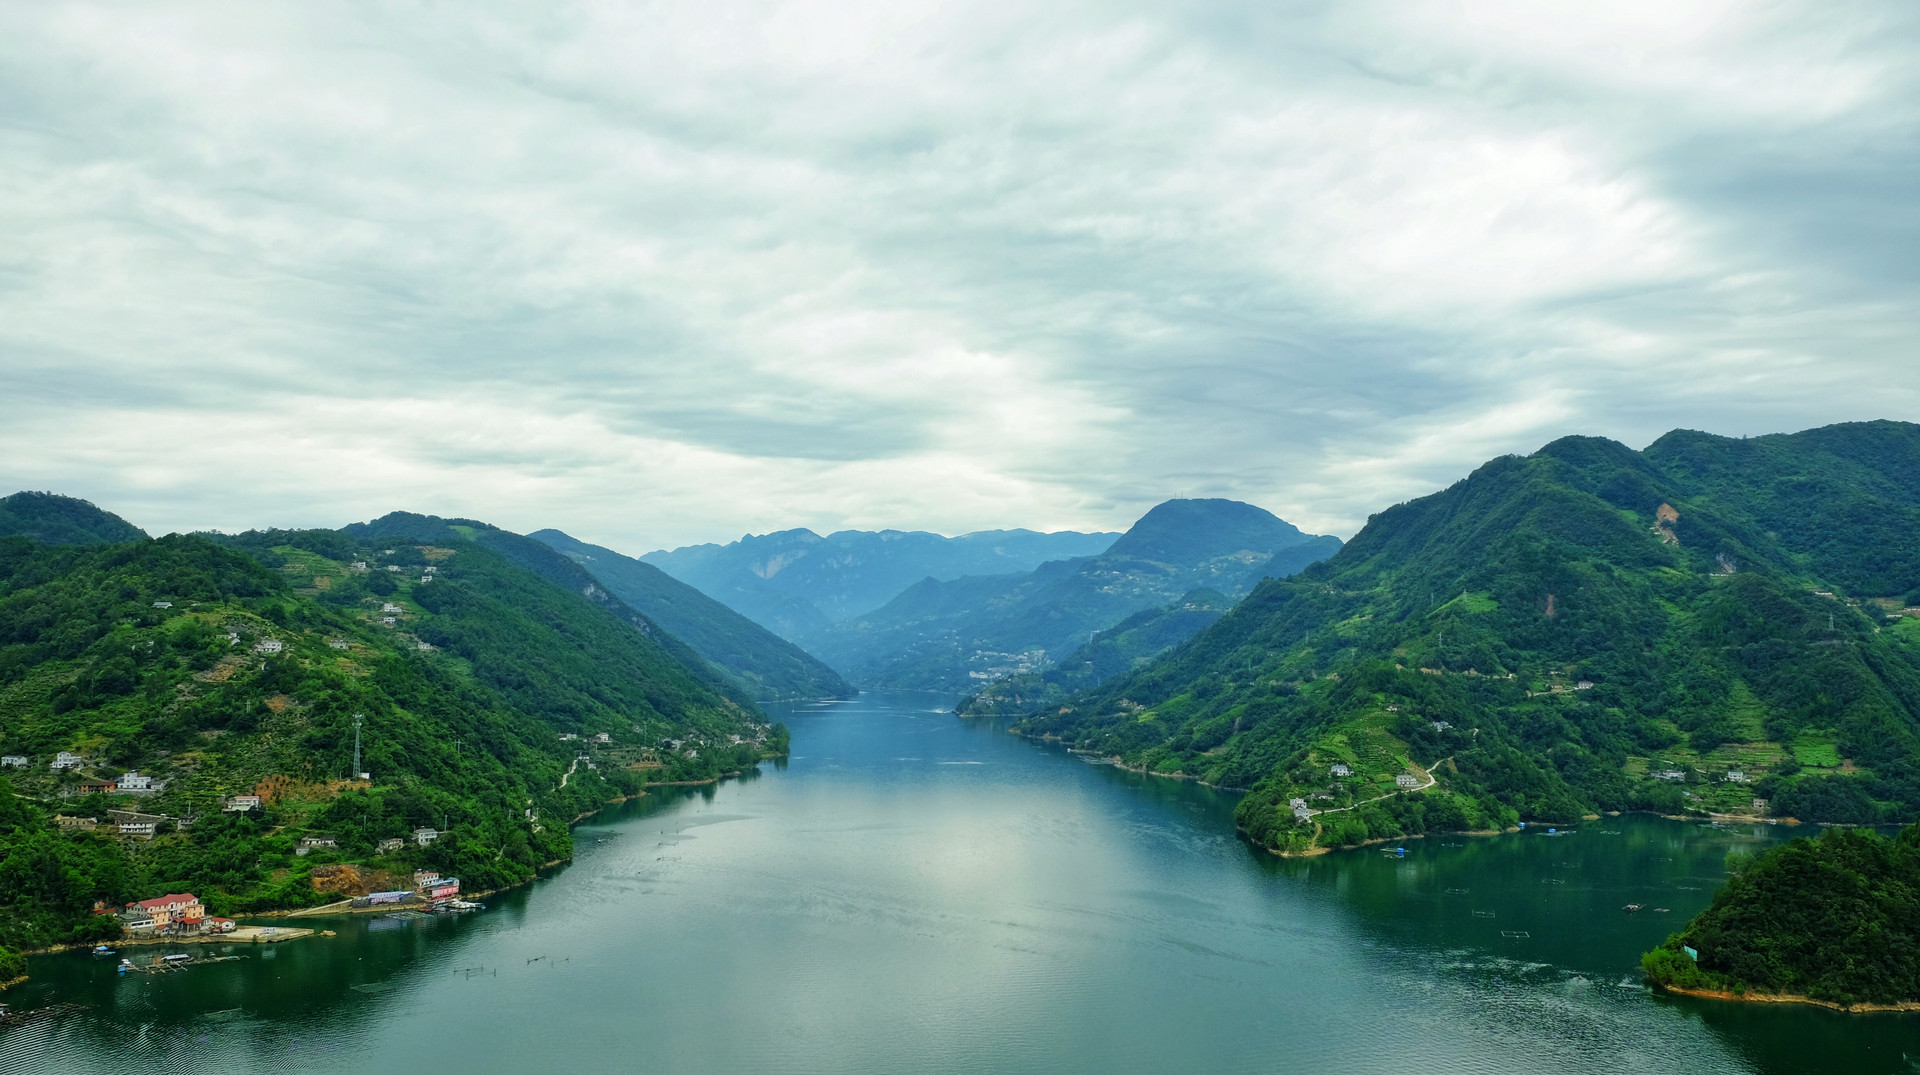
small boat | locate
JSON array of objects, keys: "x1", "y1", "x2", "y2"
[
  {"x1": 91, "y1": 945, "x2": 117, "y2": 957},
  {"x1": 1622, "y1": 904, "x2": 1643, "y2": 913}
]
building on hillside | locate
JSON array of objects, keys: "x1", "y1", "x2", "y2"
[
  {"x1": 152, "y1": 601, "x2": 172, "y2": 609},
  {"x1": 423, "y1": 566, "x2": 436, "y2": 574},
  {"x1": 1576, "y1": 680, "x2": 1595, "y2": 690},
  {"x1": 225, "y1": 795, "x2": 262, "y2": 812},
  {"x1": 350, "y1": 561, "x2": 369, "y2": 572},
  {"x1": 558, "y1": 733, "x2": 578, "y2": 742},
  {"x1": 381, "y1": 603, "x2": 403, "y2": 614},
  {"x1": 128, "y1": 893, "x2": 202, "y2": 932},
  {"x1": 75, "y1": 779, "x2": 116, "y2": 796},
  {"x1": 296, "y1": 835, "x2": 337, "y2": 855},
  {"x1": 1653, "y1": 769, "x2": 1687, "y2": 782},
  {"x1": 117, "y1": 771, "x2": 153, "y2": 792},
  {"x1": 593, "y1": 732, "x2": 611, "y2": 744},
  {"x1": 119, "y1": 911, "x2": 156, "y2": 934},
  {"x1": 1725, "y1": 771, "x2": 1750, "y2": 783},
  {"x1": 412, "y1": 827, "x2": 439, "y2": 847},
  {"x1": 117, "y1": 819, "x2": 158, "y2": 837},
  {"x1": 376, "y1": 837, "x2": 405, "y2": 854},
  {"x1": 252, "y1": 639, "x2": 284, "y2": 655},
  {"x1": 387, "y1": 565, "x2": 403, "y2": 572},
  {"x1": 1395, "y1": 774, "x2": 1420, "y2": 788},
  {"x1": 417, "y1": 575, "x2": 433, "y2": 584},
  {"x1": 328, "y1": 638, "x2": 350, "y2": 650},
  {"x1": 381, "y1": 616, "x2": 397, "y2": 625},
  {"x1": 1, "y1": 756, "x2": 26, "y2": 768},
  {"x1": 51, "y1": 751, "x2": 85, "y2": 770},
  {"x1": 54, "y1": 815, "x2": 97, "y2": 831},
  {"x1": 1330, "y1": 764, "x2": 1351, "y2": 777},
  {"x1": 1431, "y1": 721, "x2": 1451, "y2": 733}
]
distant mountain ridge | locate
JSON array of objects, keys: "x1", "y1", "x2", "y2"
[
  {"x1": 800, "y1": 499, "x2": 1342, "y2": 692},
  {"x1": 531, "y1": 529, "x2": 853, "y2": 701},
  {"x1": 641, "y1": 527, "x2": 1122, "y2": 637}
]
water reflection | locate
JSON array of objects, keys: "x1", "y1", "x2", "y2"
[{"x1": 3, "y1": 694, "x2": 1914, "y2": 1075}]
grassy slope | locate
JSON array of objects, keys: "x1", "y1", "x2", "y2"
[{"x1": 1015, "y1": 423, "x2": 1920, "y2": 853}]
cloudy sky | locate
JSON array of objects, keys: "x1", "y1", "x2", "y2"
[{"x1": 3, "y1": 1, "x2": 1916, "y2": 553}]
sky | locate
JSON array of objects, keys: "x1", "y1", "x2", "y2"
[{"x1": 3, "y1": 1, "x2": 1917, "y2": 554}]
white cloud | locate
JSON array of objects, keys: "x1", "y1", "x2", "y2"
[{"x1": 2, "y1": 0, "x2": 1917, "y2": 551}]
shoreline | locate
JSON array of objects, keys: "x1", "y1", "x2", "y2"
[
  {"x1": 1656, "y1": 982, "x2": 1920, "y2": 1014},
  {"x1": 0, "y1": 975, "x2": 25, "y2": 991}
]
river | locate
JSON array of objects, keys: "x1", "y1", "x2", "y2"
[{"x1": 3, "y1": 692, "x2": 1914, "y2": 1073}]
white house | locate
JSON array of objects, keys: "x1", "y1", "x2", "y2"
[
  {"x1": 1395, "y1": 774, "x2": 1420, "y2": 788},
  {"x1": 225, "y1": 795, "x2": 262, "y2": 812},
  {"x1": 1725, "y1": 771, "x2": 1750, "y2": 783},
  {"x1": 1330, "y1": 764, "x2": 1352, "y2": 777},
  {"x1": 387, "y1": 565, "x2": 403, "y2": 572},
  {"x1": 0, "y1": 756, "x2": 26, "y2": 769},
  {"x1": 381, "y1": 617, "x2": 397, "y2": 625},
  {"x1": 423, "y1": 566, "x2": 437, "y2": 574},
  {"x1": 376, "y1": 837, "x2": 405, "y2": 854},
  {"x1": 298, "y1": 835, "x2": 337, "y2": 849},
  {"x1": 328, "y1": 638, "x2": 350, "y2": 650},
  {"x1": 252, "y1": 639, "x2": 284, "y2": 655},
  {"x1": 413, "y1": 827, "x2": 439, "y2": 847},
  {"x1": 593, "y1": 732, "x2": 611, "y2": 744},
  {"x1": 51, "y1": 751, "x2": 85, "y2": 771},
  {"x1": 152, "y1": 601, "x2": 172, "y2": 609},
  {"x1": 1654, "y1": 769, "x2": 1687, "y2": 781},
  {"x1": 1431, "y1": 721, "x2": 1451, "y2": 732},
  {"x1": 118, "y1": 819, "x2": 158, "y2": 837},
  {"x1": 117, "y1": 771, "x2": 153, "y2": 791},
  {"x1": 381, "y1": 603, "x2": 403, "y2": 614},
  {"x1": 418, "y1": 575, "x2": 433, "y2": 584}
]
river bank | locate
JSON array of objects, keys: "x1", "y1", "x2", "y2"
[{"x1": 1657, "y1": 983, "x2": 1920, "y2": 1014}]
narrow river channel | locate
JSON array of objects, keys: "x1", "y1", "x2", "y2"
[{"x1": 3, "y1": 692, "x2": 1914, "y2": 1073}]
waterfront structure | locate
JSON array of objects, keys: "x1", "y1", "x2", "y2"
[{"x1": 128, "y1": 893, "x2": 203, "y2": 932}]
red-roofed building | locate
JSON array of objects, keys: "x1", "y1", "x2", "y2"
[{"x1": 129, "y1": 893, "x2": 202, "y2": 932}]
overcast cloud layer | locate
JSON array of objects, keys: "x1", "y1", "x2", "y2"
[{"x1": 3, "y1": 1, "x2": 1917, "y2": 552}]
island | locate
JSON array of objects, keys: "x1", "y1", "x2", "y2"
[{"x1": 1642, "y1": 822, "x2": 1920, "y2": 1011}]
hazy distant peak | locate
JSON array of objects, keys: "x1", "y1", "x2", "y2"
[{"x1": 1106, "y1": 498, "x2": 1311, "y2": 564}]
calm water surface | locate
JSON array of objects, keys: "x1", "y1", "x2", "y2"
[{"x1": 4, "y1": 692, "x2": 1915, "y2": 1073}]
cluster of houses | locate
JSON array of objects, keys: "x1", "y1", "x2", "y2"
[{"x1": 115, "y1": 893, "x2": 236, "y2": 937}]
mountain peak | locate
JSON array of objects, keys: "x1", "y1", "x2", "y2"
[{"x1": 1105, "y1": 498, "x2": 1309, "y2": 564}]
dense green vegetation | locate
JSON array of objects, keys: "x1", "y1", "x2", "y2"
[
  {"x1": 1643, "y1": 822, "x2": 1920, "y2": 1006},
  {"x1": 0, "y1": 491, "x2": 146, "y2": 546},
  {"x1": 805, "y1": 500, "x2": 1340, "y2": 691},
  {"x1": 0, "y1": 507, "x2": 783, "y2": 951},
  {"x1": 1014, "y1": 423, "x2": 1920, "y2": 854},
  {"x1": 533, "y1": 529, "x2": 851, "y2": 701}
]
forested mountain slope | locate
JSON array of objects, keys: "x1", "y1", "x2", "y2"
[
  {"x1": 0, "y1": 516, "x2": 780, "y2": 953},
  {"x1": 532, "y1": 529, "x2": 852, "y2": 701},
  {"x1": 642, "y1": 526, "x2": 1121, "y2": 635},
  {"x1": 1015, "y1": 422, "x2": 1920, "y2": 854},
  {"x1": 1643, "y1": 822, "x2": 1920, "y2": 1008},
  {"x1": 0, "y1": 491, "x2": 147, "y2": 546},
  {"x1": 802, "y1": 499, "x2": 1340, "y2": 692}
]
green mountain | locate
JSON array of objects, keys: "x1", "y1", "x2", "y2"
[
  {"x1": 531, "y1": 529, "x2": 852, "y2": 701},
  {"x1": 0, "y1": 513, "x2": 782, "y2": 953},
  {"x1": 801, "y1": 499, "x2": 1341, "y2": 692},
  {"x1": 1643, "y1": 822, "x2": 1920, "y2": 1008},
  {"x1": 642, "y1": 526, "x2": 1123, "y2": 636},
  {"x1": 1014, "y1": 422, "x2": 1920, "y2": 855},
  {"x1": 0, "y1": 491, "x2": 147, "y2": 546}
]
